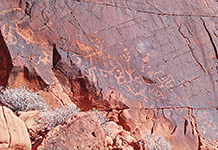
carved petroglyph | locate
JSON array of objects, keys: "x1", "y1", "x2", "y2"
[
  {"x1": 196, "y1": 111, "x2": 218, "y2": 133},
  {"x1": 142, "y1": 53, "x2": 151, "y2": 64},
  {"x1": 2, "y1": 21, "x2": 35, "y2": 45},
  {"x1": 2, "y1": 23, "x2": 17, "y2": 45},
  {"x1": 75, "y1": 39, "x2": 112, "y2": 65},
  {"x1": 70, "y1": 52, "x2": 82, "y2": 66},
  {"x1": 38, "y1": 50, "x2": 52, "y2": 65},
  {"x1": 114, "y1": 69, "x2": 125, "y2": 84},
  {"x1": 17, "y1": 28, "x2": 35, "y2": 44},
  {"x1": 145, "y1": 66, "x2": 175, "y2": 100},
  {"x1": 150, "y1": 84, "x2": 167, "y2": 100},
  {"x1": 148, "y1": 66, "x2": 165, "y2": 79},
  {"x1": 100, "y1": 66, "x2": 117, "y2": 78},
  {"x1": 72, "y1": 39, "x2": 175, "y2": 102},
  {"x1": 87, "y1": 66, "x2": 98, "y2": 83},
  {"x1": 122, "y1": 48, "x2": 131, "y2": 62},
  {"x1": 137, "y1": 42, "x2": 151, "y2": 64},
  {"x1": 148, "y1": 68, "x2": 175, "y2": 88},
  {"x1": 0, "y1": 8, "x2": 22, "y2": 16}
]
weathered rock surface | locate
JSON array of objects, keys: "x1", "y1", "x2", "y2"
[
  {"x1": 38, "y1": 112, "x2": 106, "y2": 150},
  {"x1": 0, "y1": 29, "x2": 13, "y2": 87},
  {"x1": 0, "y1": 0, "x2": 217, "y2": 149},
  {"x1": 18, "y1": 111, "x2": 44, "y2": 147},
  {"x1": 0, "y1": 106, "x2": 31, "y2": 150}
]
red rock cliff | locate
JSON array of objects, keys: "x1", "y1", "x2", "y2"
[{"x1": 0, "y1": 0, "x2": 217, "y2": 149}]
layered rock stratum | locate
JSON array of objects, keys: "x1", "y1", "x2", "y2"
[{"x1": 0, "y1": 0, "x2": 217, "y2": 149}]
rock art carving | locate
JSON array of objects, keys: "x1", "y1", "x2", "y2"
[
  {"x1": 2, "y1": 23, "x2": 17, "y2": 45},
  {"x1": 0, "y1": 0, "x2": 217, "y2": 149}
]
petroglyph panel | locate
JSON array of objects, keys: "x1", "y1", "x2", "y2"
[
  {"x1": 0, "y1": 0, "x2": 217, "y2": 148},
  {"x1": 193, "y1": 110, "x2": 218, "y2": 146}
]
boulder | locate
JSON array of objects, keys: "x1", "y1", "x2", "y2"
[
  {"x1": 0, "y1": 106, "x2": 31, "y2": 150},
  {"x1": 18, "y1": 110, "x2": 44, "y2": 147},
  {"x1": 38, "y1": 112, "x2": 106, "y2": 150}
]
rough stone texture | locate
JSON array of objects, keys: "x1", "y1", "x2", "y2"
[
  {"x1": 0, "y1": 106, "x2": 31, "y2": 150},
  {"x1": 0, "y1": 0, "x2": 217, "y2": 149},
  {"x1": 0, "y1": 29, "x2": 13, "y2": 87},
  {"x1": 38, "y1": 112, "x2": 106, "y2": 150},
  {"x1": 18, "y1": 111, "x2": 44, "y2": 147}
]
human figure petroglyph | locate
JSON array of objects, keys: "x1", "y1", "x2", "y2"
[
  {"x1": 147, "y1": 66, "x2": 175, "y2": 88},
  {"x1": 122, "y1": 48, "x2": 131, "y2": 62},
  {"x1": 150, "y1": 84, "x2": 167, "y2": 100},
  {"x1": 142, "y1": 53, "x2": 151, "y2": 64},
  {"x1": 2, "y1": 23, "x2": 17, "y2": 45},
  {"x1": 156, "y1": 74, "x2": 175, "y2": 88},
  {"x1": 2, "y1": 21, "x2": 35, "y2": 45},
  {"x1": 143, "y1": 65, "x2": 176, "y2": 100},
  {"x1": 0, "y1": 8, "x2": 22, "y2": 16}
]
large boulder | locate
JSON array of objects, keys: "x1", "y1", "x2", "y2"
[
  {"x1": 38, "y1": 112, "x2": 106, "y2": 150},
  {"x1": 0, "y1": 106, "x2": 31, "y2": 150}
]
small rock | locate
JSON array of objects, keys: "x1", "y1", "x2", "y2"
[{"x1": 106, "y1": 136, "x2": 113, "y2": 146}]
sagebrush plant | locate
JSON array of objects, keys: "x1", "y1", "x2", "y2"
[
  {"x1": 0, "y1": 86, "x2": 80, "y2": 129},
  {"x1": 0, "y1": 86, "x2": 48, "y2": 112},
  {"x1": 140, "y1": 133, "x2": 172, "y2": 150},
  {"x1": 92, "y1": 109, "x2": 108, "y2": 126},
  {"x1": 38, "y1": 104, "x2": 80, "y2": 129},
  {"x1": 90, "y1": 109, "x2": 113, "y2": 137}
]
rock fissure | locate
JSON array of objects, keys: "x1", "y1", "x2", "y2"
[
  {"x1": 170, "y1": 124, "x2": 177, "y2": 135},
  {"x1": 189, "y1": 108, "x2": 214, "y2": 147},
  {"x1": 184, "y1": 119, "x2": 188, "y2": 135},
  {"x1": 52, "y1": 44, "x2": 61, "y2": 68},
  {"x1": 198, "y1": 135, "x2": 202, "y2": 150},
  {"x1": 70, "y1": 13, "x2": 92, "y2": 42},
  {"x1": 41, "y1": 7, "x2": 53, "y2": 31},
  {"x1": 201, "y1": 19, "x2": 218, "y2": 60},
  {"x1": 100, "y1": 106, "x2": 218, "y2": 112},
  {"x1": 24, "y1": 1, "x2": 36, "y2": 18},
  {"x1": 146, "y1": 0, "x2": 163, "y2": 13},
  {"x1": 71, "y1": 0, "x2": 218, "y2": 18},
  {"x1": 178, "y1": 25, "x2": 206, "y2": 73},
  {"x1": 170, "y1": 74, "x2": 203, "y2": 89}
]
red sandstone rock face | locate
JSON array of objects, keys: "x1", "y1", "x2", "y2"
[
  {"x1": 0, "y1": 30, "x2": 13, "y2": 87},
  {"x1": 0, "y1": 0, "x2": 218, "y2": 149}
]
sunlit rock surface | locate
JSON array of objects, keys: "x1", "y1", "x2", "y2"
[{"x1": 0, "y1": 0, "x2": 217, "y2": 149}]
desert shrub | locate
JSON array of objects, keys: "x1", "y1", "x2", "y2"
[
  {"x1": 37, "y1": 104, "x2": 80, "y2": 129},
  {"x1": 0, "y1": 86, "x2": 48, "y2": 112},
  {"x1": 90, "y1": 109, "x2": 113, "y2": 136},
  {"x1": 0, "y1": 86, "x2": 80, "y2": 129},
  {"x1": 140, "y1": 133, "x2": 172, "y2": 150},
  {"x1": 92, "y1": 109, "x2": 108, "y2": 126}
]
